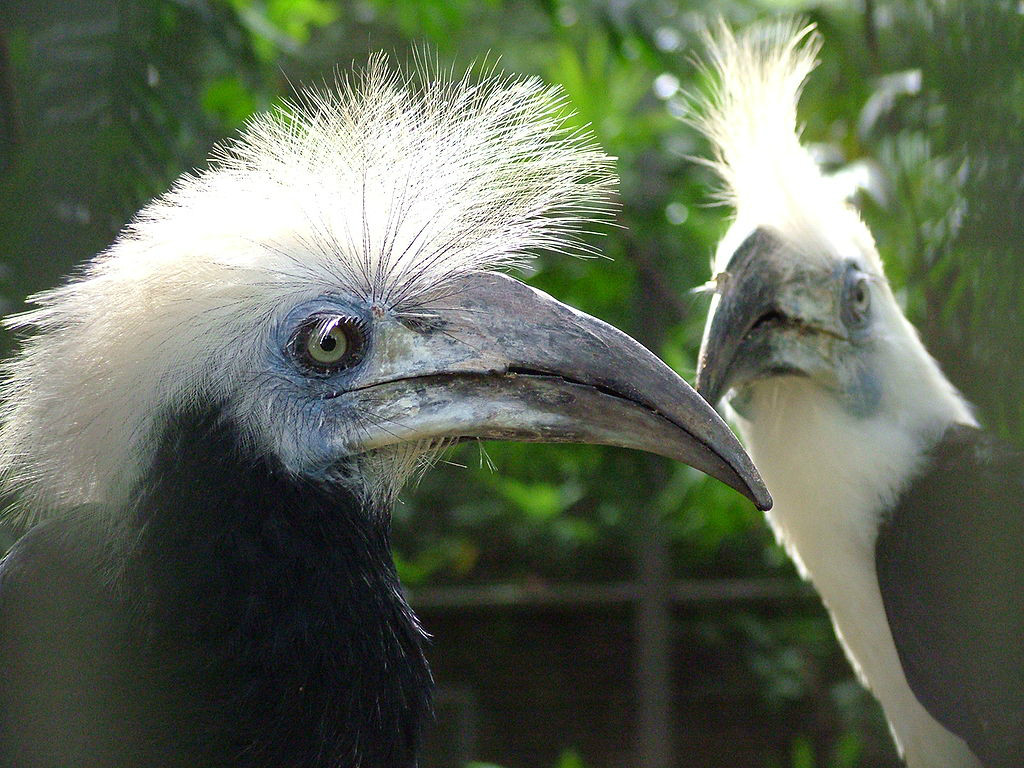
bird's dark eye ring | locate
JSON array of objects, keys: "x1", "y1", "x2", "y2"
[
  {"x1": 290, "y1": 314, "x2": 367, "y2": 375},
  {"x1": 841, "y1": 267, "x2": 871, "y2": 329}
]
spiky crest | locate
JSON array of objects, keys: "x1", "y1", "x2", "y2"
[
  {"x1": 690, "y1": 19, "x2": 881, "y2": 275},
  {"x1": 0, "y1": 54, "x2": 615, "y2": 521}
]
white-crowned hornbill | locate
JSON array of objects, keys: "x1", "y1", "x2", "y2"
[
  {"x1": 0, "y1": 60, "x2": 769, "y2": 768},
  {"x1": 691, "y1": 21, "x2": 1022, "y2": 768}
]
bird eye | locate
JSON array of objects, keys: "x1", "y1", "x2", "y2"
[
  {"x1": 292, "y1": 315, "x2": 367, "y2": 374},
  {"x1": 841, "y1": 267, "x2": 872, "y2": 329}
]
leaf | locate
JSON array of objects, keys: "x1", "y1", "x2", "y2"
[
  {"x1": 789, "y1": 735, "x2": 816, "y2": 768},
  {"x1": 554, "y1": 749, "x2": 586, "y2": 768},
  {"x1": 202, "y1": 74, "x2": 259, "y2": 129}
]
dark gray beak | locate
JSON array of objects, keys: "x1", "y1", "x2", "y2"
[
  {"x1": 695, "y1": 263, "x2": 782, "y2": 409},
  {"x1": 696, "y1": 228, "x2": 843, "y2": 410},
  {"x1": 343, "y1": 272, "x2": 772, "y2": 510}
]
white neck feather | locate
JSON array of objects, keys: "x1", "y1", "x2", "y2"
[{"x1": 729, "y1": 322, "x2": 979, "y2": 767}]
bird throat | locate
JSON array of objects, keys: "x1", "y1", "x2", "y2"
[{"x1": 126, "y1": 406, "x2": 433, "y2": 768}]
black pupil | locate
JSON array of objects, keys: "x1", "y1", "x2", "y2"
[{"x1": 320, "y1": 333, "x2": 337, "y2": 352}]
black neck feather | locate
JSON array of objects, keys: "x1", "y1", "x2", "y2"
[{"x1": 127, "y1": 406, "x2": 432, "y2": 768}]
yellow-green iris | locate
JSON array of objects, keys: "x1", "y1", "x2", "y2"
[{"x1": 306, "y1": 321, "x2": 349, "y2": 366}]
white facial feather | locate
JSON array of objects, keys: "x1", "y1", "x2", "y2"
[{"x1": 0, "y1": 55, "x2": 615, "y2": 521}]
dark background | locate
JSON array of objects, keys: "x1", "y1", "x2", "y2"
[{"x1": 1, "y1": 1, "x2": 1021, "y2": 766}]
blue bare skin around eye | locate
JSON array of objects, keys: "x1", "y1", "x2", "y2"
[
  {"x1": 260, "y1": 297, "x2": 376, "y2": 479},
  {"x1": 844, "y1": 364, "x2": 883, "y2": 419},
  {"x1": 271, "y1": 297, "x2": 374, "y2": 390}
]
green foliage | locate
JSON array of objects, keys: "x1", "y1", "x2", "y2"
[
  {"x1": 553, "y1": 749, "x2": 587, "y2": 768},
  {"x1": 202, "y1": 74, "x2": 260, "y2": 127},
  {"x1": 369, "y1": 0, "x2": 495, "y2": 41},
  {"x1": 769, "y1": 730, "x2": 864, "y2": 768},
  {"x1": 858, "y1": 0, "x2": 1024, "y2": 438},
  {"x1": 2, "y1": 0, "x2": 1020, "y2": 766},
  {"x1": 228, "y1": 0, "x2": 340, "y2": 59}
]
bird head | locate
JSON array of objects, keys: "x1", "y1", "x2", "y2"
[
  {"x1": 690, "y1": 22, "x2": 973, "y2": 454},
  {"x1": 0, "y1": 56, "x2": 770, "y2": 521}
]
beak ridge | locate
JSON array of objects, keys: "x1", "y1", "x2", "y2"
[
  {"x1": 348, "y1": 273, "x2": 772, "y2": 510},
  {"x1": 696, "y1": 229, "x2": 787, "y2": 408}
]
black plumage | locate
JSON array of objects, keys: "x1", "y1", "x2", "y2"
[
  {"x1": 876, "y1": 424, "x2": 1024, "y2": 768},
  {"x1": 0, "y1": 406, "x2": 432, "y2": 768}
]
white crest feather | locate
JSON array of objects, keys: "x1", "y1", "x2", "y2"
[
  {"x1": 690, "y1": 20, "x2": 881, "y2": 275},
  {"x1": 0, "y1": 55, "x2": 616, "y2": 521}
]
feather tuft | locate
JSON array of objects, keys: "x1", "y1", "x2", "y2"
[
  {"x1": 0, "y1": 55, "x2": 615, "y2": 521},
  {"x1": 688, "y1": 19, "x2": 881, "y2": 275}
]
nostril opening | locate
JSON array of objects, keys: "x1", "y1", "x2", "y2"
[{"x1": 750, "y1": 309, "x2": 787, "y2": 332}]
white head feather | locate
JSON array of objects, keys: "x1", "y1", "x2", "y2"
[
  {"x1": 690, "y1": 19, "x2": 882, "y2": 277},
  {"x1": 690, "y1": 18, "x2": 971, "y2": 442},
  {"x1": 0, "y1": 55, "x2": 615, "y2": 521}
]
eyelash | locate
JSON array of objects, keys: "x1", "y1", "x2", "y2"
[{"x1": 290, "y1": 314, "x2": 368, "y2": 374}]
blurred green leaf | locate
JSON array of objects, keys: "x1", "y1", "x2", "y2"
[
  {"x1": 554, "y1": 748, "x2": 586, "y2": 768},
  {"x1": 832, "y1": 731, "x2": 864, "y2": 768},
  {"x1": 201, "y1": 74, "x2": 259, "y2": 128},
  {"x1": 488, "y1": 477, "x2": 581, "y2": 521},
  {"x1": 790, "y1": 736, "x2": 816, "y2": 768}
]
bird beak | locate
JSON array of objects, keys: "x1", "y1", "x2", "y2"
[
  {"x1": 340, "y1": 272, "x2": 771, "y2": 510},
  {"x1": 695, "y1": 229, "x2": 842, "y2": 409}
]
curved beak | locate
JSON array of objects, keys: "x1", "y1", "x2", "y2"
[
  {"x1": 696, "y1": 272, "x2": 782, "y2": 409},
  {"x1": 696, "y1": 228, "x2": 845, "y2": 410},
  {"x1": 341, "y1": 272, "x2": 771, "y2": 510}
]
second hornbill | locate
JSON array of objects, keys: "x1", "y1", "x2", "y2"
[
  {"x1": 0, "y1": 60, "x2": 769, "y2": 768},
  {"x1": 691, "y1": 21, "x2": 1022, "y2": 768}
]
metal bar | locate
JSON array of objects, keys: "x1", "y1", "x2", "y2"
[
  {"x1": 407, "y1": 578, "x2": 813, "y2": 610},
  {"x1": 635, "y1": 505, "x2": 673, "y2": 768}
]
